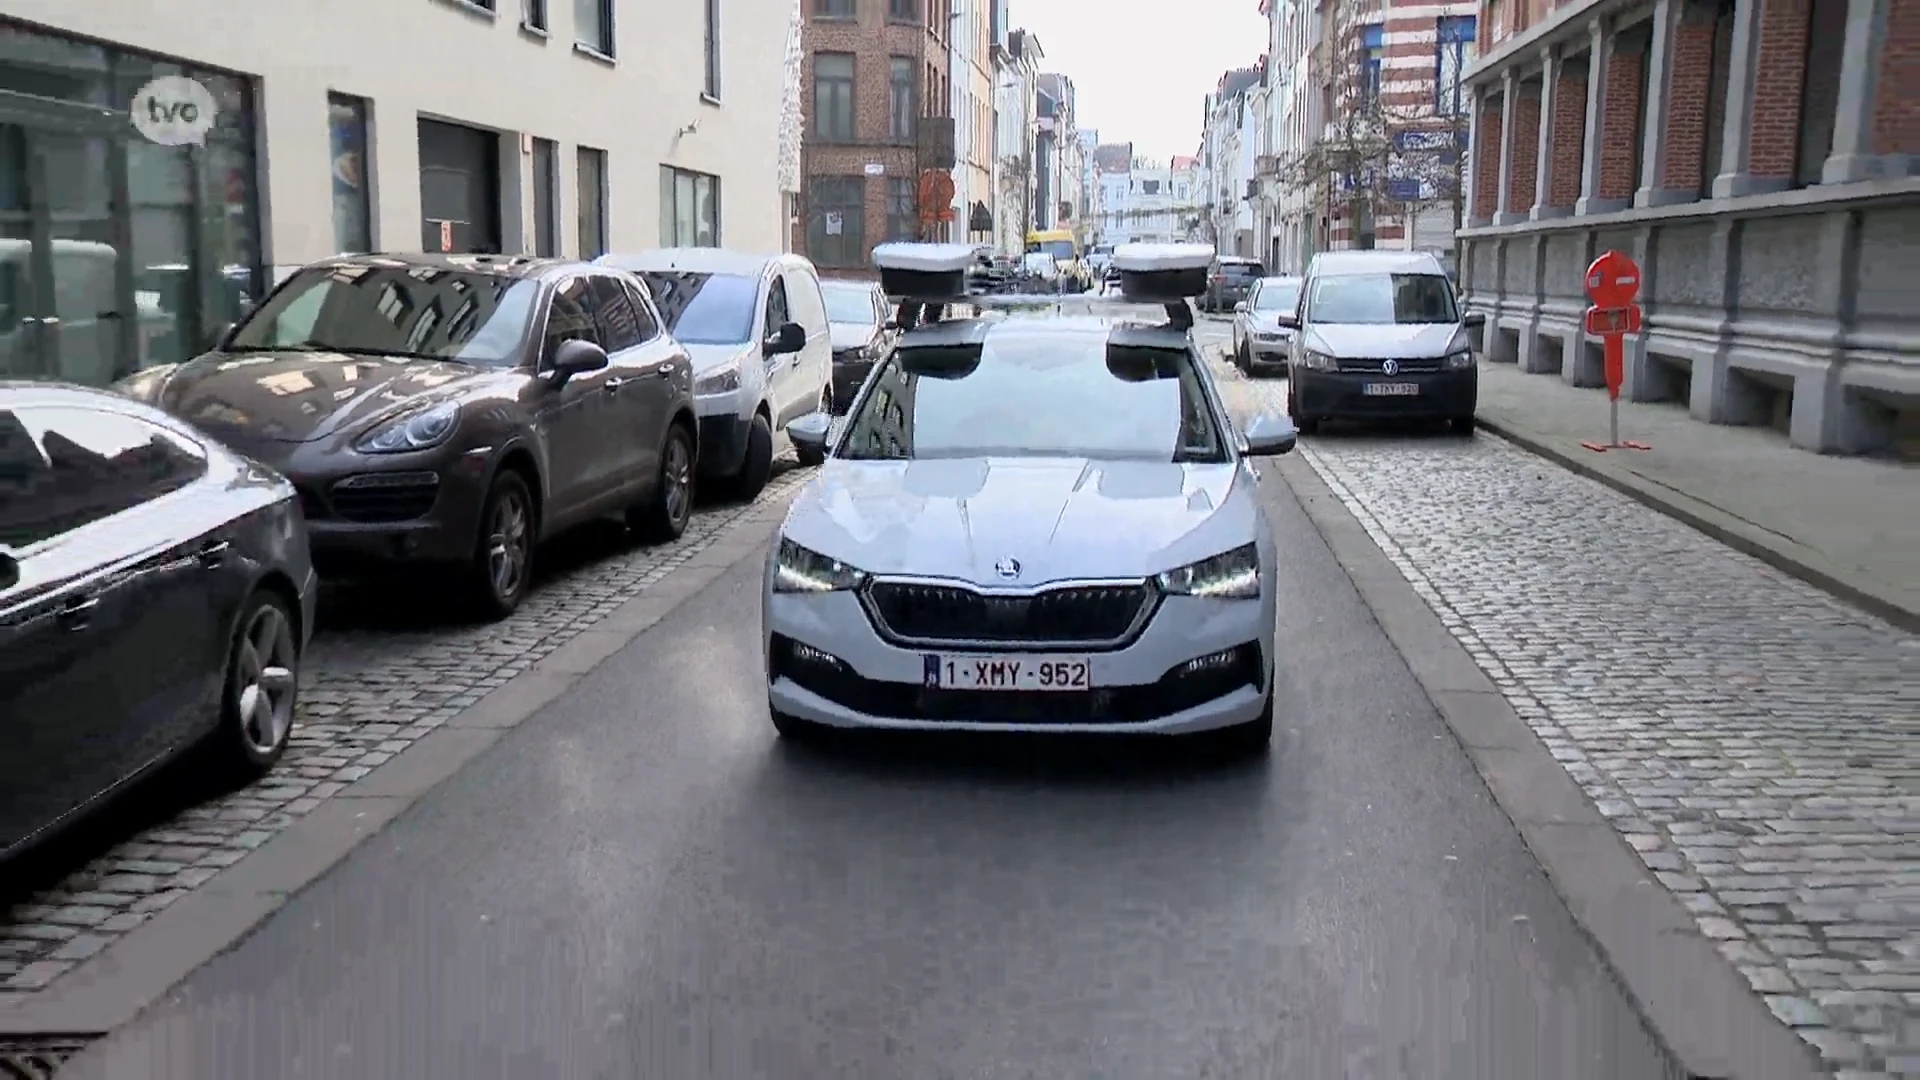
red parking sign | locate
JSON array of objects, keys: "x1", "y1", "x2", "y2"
[
  {"x1": 1584, "y1": 249, "x2": 1640, "y2": 308},
  {"x1": 1579, "y1": 250, "x2": 1651, "y2": 453}
]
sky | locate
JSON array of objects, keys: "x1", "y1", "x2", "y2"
[{"x1": 1005, "y1": 0, "x2": 1268, "y2": 163}]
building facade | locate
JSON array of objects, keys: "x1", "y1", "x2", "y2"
[
  {"x1": 1266, "y1": 0, "x2": 1327, "y2": 272},
  {"x1": 1461, "y1": 0, "x2": 1917, "y2": 455},
  {"x1": 949, "y1": 0, "x2": 996, "y2": 243},
  {"x1": 799, "y1": 0, "x2": 955, "y2": 276},
  {"x1": 1199, "y1": 65, "x2": 1264, "y2": 256},
  {"x1": 0, "y1": 0, "x2": 797, "y2": 389},
  {"x1": 994, "y1": 28, "x2": 1041, "y2": 251}
]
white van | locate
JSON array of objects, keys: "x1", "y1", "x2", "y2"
[
  {"x1": 597, "y1": 249, "x2": 834, "y2": 500},
  {"x1": 0, "y1": 240, "x2": 128, "y2": 385}
]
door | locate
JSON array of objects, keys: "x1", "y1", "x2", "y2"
[
  {"x1": 760, "y1": 273, "x2": 797, "y2": 420},
  {"x1": 614, "y1": 275, "x2": 682, "y2": 482},
  {"x1": 584, "y1": 272, "x2": 661, "y2": 494},
  {"x1": 0, "y1": 403, "x2": 216, "y2": 854},
  {"x1": 417, "y1": 119, "x2": 502, "y2": 255},
  {"x1": 780, "y1": 266, "x2": 832, "y2": 421},
  {"x1": 0, "y1": 119, "x2": 138, "y2": 385},
  {"x1": 534, "y1": 275, "x2": 618, "y2": 521}
]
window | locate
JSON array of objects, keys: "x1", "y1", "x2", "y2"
[
  {"x1": 822, "y1": 283, "x2": 880, "y2": 324},
  {"x1": 0, "y1": 406, "x2": 207, "y2": 550},
  {"x1": 228, "y1": 264, "x2": 540, "y2": 366},
  {"x1": 543, "y1": 277, "x2": 601, "y2": 366},
  {"x1": 574, "y1": 0, "x2": 613, "y2": 55},
  {"x1": 618, "y1": 279, "x2": 661, "y2": 340},
  {"x1": 889, "y1": 57, "x2": 917, "y2": 141},
  {"x1": 783, "y1": 269, "x2": 827, "y2": 335},
  {"x1": 637, "y1": 271, "x2": 759, "y2": 344},
  {"x1": 1251, "y1": 280, "x2": 1300, "y2": 311},
  {"x1": 327, "y1": 95, "x2": 372, "y2": 254},
  {"x1": 813, "y1": 53, "x2": 855, "y2": 142},
  {"x1": 1360, "y1": 24, "x2": 1384, "y2": 108},
  {"x1": 806, "y1": 176, "x2": 865, "y2": 267},
  {"x1": 816, "y1": 0, "x2": 854, "y2": 15},
  {"x1": 577, "y1": 146, "x2": 607, "y2": 258},
  {"x1": 886, "y1": 176, "x2": 918, "y2": 240},
  {"x1": 523, "y1": 0, "x2": 548, "y2": 30},
  {"x1": 659, "y1": 166, "x2": 721, "y2": 247},
  {"x1": 1306, "y1": 273, "x2": 1458, "y2": 324},
  {"x1": 764, "y1": 276, "x2": 791, "y2": 339},
  {"x1": 587, "y1": 274, "x2": 646, "y2": 352},
  {"x1": 532, "y1": 138, "x2": 558, "y2": 256},
  {"x1": 1141, "y1": 180, "x2": 1159, "y2": 194},
  {"x1": 704, "y1": 0, "x2": 721, "y2": 98},
  {"x1": 1435, "y1": 16, "x2": 1475, "y2": 116},
  {"x1": 889, "y1": 0, "x2": 917, "y2": 21}
]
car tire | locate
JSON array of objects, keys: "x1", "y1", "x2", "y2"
[
  {"x1": 200, "y1": 589, "x2": 299, "y2": 782},
  {"x1": 1237, "y1": 340, "x2": 1253, "y2": 372},
  {"x1": 1295, "y1": 415, "x2": 1321, "y2": 436},
  {"x1": 1215, "y1": 694, "x2": 1274, "y2": 757},
  {"x1": 470, "y1": 468, "x2": 535, "y2": 620},
  {"x1": 728, "y1": 412, "x2": 774, "y2": 502},
  {"x1": 794, "y1": 389, "x2": 831, "y2": 468},
  {"x1": 1287, "y1": 382, "x2": 1319, "y2": 434},
  {"x1": 628, "y1": 422, "x2": 696, "y2": 542}
]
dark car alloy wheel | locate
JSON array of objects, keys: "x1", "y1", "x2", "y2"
[
  {"x1": 206, "y1": 591, "x2": 299, "y2": 778},
  {"x1": 473, "y1": 470, "x2": 534, "y2": 618},
  {"x1": 629, "y1": 423, "x2": 695, "y2": 542}
]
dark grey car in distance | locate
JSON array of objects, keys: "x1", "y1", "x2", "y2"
[
  {"x1": 114, "y1": 254, "x2": 698, "y2": 619},
  {"x1": 821, "y1": 279, "x2": 894, "y2": 413},
  {"x1": 1, "y1": 383, "x2": 317, "y2": 862}
]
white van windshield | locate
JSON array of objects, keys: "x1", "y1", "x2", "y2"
[{"x1": 1307, "y1": 273, "x2": 1458, "y2": 325}]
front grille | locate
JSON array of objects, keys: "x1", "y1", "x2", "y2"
[
  {"x1": 1336, "y1": 357, "x2": 1444, "y2": 374},
  {"x1": 863, "y1": 580, "x2": 1153, "y2": 647},
  {"x1": 771, "y1": 635, "x2": 1263, "y2": 725},
  {"x1": 295, "y1": 484, "x2": 327, "y2": 520},
  {"x1": 327, "y1": 471, "x2": 440, "y2": 524}
]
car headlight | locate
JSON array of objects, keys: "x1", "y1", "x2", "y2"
[
  {"x1": 1299, "y1": 350, "x2": 1337, "y2": 371},
  {"x1": 1444, "y1": 348, "x2": 1475, "y2": 370},
  {"x1": 356, "y1": 401, "x2": 459, "y2": 454},
  {"x1": 772, "y1": 538, "x2": 869, "y2": 593},
  {"x1": 695, "y1": 361, "x2": 741, "y2": 395},
  {"x1": 1156, "y1": 543, "x2": 1261, "y2": 600}
]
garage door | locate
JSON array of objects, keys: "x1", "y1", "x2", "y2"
[{"x1": 417, "y1": 118, "x2": 501, "y2": 255}]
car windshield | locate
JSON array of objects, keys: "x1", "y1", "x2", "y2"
[
  {"x1": 1029, "y1": 240, "x2": 1075, "y2": 261},
  {"x1": 224, "y1": 264, "x2": 539, "y2": 365},
  {"x1": 822, "y1": 286, "x2": 876, "y2": 325},
  {"x1": 1220, "y1": 263, "x2": 1264, "y2": 279},
  {"x1": 1308, "y1": 272, "x2": 1459, "y2": 324},
  {"x1": 838, "y1": 328, "x2": 1227, "y2": 463},
  {"x1": 636, "y1": 271, "x2": 759, "y2": 345},
  {"x1": 1252, "y1": 282, "x2": 1299, "y2": 311}
]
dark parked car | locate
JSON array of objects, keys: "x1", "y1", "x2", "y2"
[
  {"x1": 114, "y1": 253, "x2": 698, "y2": 619},
  {"x1": 820, "y1": 279, "x2": 895, "y2": 413},
  {"x1": 0, "y1": 382, "x2": 317, "y2": 862},
  {"x1": 1202, "y1": 256, "x2": 1266, "y2": 312}
]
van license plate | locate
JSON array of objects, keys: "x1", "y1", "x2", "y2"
[{"x1": 1363, "y1": 382, "x2": 1420, "y2": 396}]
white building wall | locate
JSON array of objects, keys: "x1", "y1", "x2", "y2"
[{"x1": 7, "y1": 0, "x2": 795, "y2": 279}]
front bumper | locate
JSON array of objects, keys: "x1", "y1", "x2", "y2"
[
  {"x1": 764, "y1": 587, "x2": 1273, "y2": 735},
  {"x1": 271, "y1": 448, "x2": 493, "y2": 572},
  {"x1": 1291, "y1": 366, "x2": 1478, "y2": 420},
  {"x1": 696, "y1": 413, "x2": 751, "y2": 477}
]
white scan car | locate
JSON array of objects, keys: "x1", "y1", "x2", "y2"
[{"x1": 761, "y1": 241, "x2": 1299, "y2": 752}]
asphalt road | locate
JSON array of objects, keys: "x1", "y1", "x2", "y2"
[{"x1": 57, "y1": 338, "x2": 1676, "y2": 1080}]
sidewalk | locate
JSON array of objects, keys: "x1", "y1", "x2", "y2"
[{"x1": 1473, "y1": 362, "x2": 1920, "y2": 631}]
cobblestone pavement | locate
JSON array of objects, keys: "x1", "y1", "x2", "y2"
[
  {"x1": 1200, "y1": 336, "x2": 1920, "y2": 1077},
  {"x1": 0, "y1": 462, "x2": 810, "y2": 1004}
]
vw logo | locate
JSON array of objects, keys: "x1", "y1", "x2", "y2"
[
  {"x1": 994, "y1": 557, "x2": 1022, "y2": 579},
  {"x1": 1381, "y1": 359, "x2": 1400, "y2": 376}
]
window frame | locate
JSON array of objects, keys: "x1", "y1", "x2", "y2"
[
  {"x1": 659, "y1": 165, "x2": 722, "y2": 247},
  {"x1": 805, "y1": 175, "x2": 866, "y2": 268},
  {"x1": 576, "y1": 146, "x2": 608, "y2": 259},
  {"x1": 1434, "y1": 15, "x2": 1475, "y2": 116},
  {"x1": 522, "y1": 0, "x2": 549, "y2": 31},
  {"x1": 888, "y1": 56, "x2": 918, "y2": 142},
  {"x1": 814, "y1": 0, "x2": 855, "y2": 17},
  {"x1": 326, "y1": 93, "x2": 374, "y2": 255},
  {"x1": 574, "y1": 0, "x2": 615, "y2": 58},
  {"x1": 885, "y1": 175, "x2": 917, "y2": 241},
  {"x1": 531, "y1": 137, "x2": 559, "y2": 257},
  {"x1": 703, "y1": 0, "x2": 722, "y2": 99},
  {"x1": 888, "y1": 0, "x2": 919, "y2": 22},
  {"x1": 812, "y1": 52, "x2": 856, "y2": 143}
]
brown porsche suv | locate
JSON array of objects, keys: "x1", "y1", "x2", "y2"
[{"x1": 114, "y1": 253, "x2": 698, "y2": 619}]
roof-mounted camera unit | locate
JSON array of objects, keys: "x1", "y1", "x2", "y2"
[
  {"x1": 873, "y1": 242, "x2": 978, "y2": 303},
  {"x1": 1112, "y1": 243, "x2": 1213, "y2": 331}
]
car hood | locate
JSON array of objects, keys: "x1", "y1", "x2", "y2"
[
  {"x1": 829, "y1": 323, "x2": 878, "y2": 351},
  {"x1": 780, "y1": 457, "x2": 1256, "y2": 584},
  {"x1": 1304, "y1": 322, "x2": 1464, "y2": 359},
  {"x1": 683, "y1": 342, "x2": 756, "y2": 376},
  {"x1": 155, "y1": 350, "x2": 489, "y2": 445}
]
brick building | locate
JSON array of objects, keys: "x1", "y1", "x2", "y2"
[
  {"x1": 1460, "y1": 0, "x2": 1918, "y2": 456},
  {"x1": 797, "y1": 0, "x2": 955, "y2": 277}
]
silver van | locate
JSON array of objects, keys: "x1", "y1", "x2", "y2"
[{"x1": 1278, "y1": 249, "x2": 1485, "y2": 435}]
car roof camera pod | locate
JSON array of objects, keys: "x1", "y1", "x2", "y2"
[{"x1": 1112, "y1": 243, "x2": 1213, "y2": 331}]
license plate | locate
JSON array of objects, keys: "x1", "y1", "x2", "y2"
[
  {"x1": 924, "y1": 654, "x2": 1092, "y2": 691},
  {"x1": 1363, "y1": 382, "x2": 1420, "y2": 396}
]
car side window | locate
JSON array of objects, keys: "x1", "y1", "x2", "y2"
[
  {"x1": 782, "y1": 269, "x2": 827, "y2": 335},
  {"x1": 586, "y1": 274, "x2": 644, "y2": 354},
  {"x1": 543, "y1": 277, "x2": 600, "y2": 367},
  {"x1": 0, "y1": 405, "x2": 207, "y2": 550},
  {"x1": 764, "y1": 276, "x2": 790, "y2": 340},
  {"x1": 619, "y1": 279, "x2": 661, "y2": 342}
]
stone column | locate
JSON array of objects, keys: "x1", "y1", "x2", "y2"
[
  {"x1": 1713, "y1": 0, "x2": 1807, "y2": 198},
  {"x1": 1633, "y1": 0, "x2": 1684, "y2": 206},
  {"x1": 1463, "y1": 83, "x2": 1483, "y2": 221},
  {"x1": 1822, "y1": 0, "x2": 1893, "y2": 183},
  {"x1": 1494, "y1": 69, "x2": 1523, "y2": 224},
  {"x1": 1531, "y1": 48, "x2": 1562, "y2": 220},
  {"x1": 1574, "y1": 18, "x2": 1629, "y2": 215}
]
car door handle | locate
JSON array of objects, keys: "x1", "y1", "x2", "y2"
[
  {"x1": 604, "y1": 377, "x2": 629, "y2": 393},
  {"x1": 56, "y1": 596, "x2": 99, "y2": 629},
  {"x1": 197, "y1": 540, "x2": 230, "y2": 568}
]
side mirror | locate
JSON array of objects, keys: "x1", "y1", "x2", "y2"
[
  {"x1": 1242, "y1": 412, "x2": 1298, "y2": 456},
  {"x1": 1274, "y1": 312, "x2": 1300, "y2": 330},
  {"x1": 0, "y1": 548, "x2": 17, "y2": 592},
  {"x1": 882, "y1": 318, "x2": 900, "y2": 332},
  {"x1": 1463, "y1": 311, "x2": 1487, "y2": 330},
  {"x1": 205, "y1": 321, "x2": 236, "y2": 351},
  {"x1": 1233, "y1": 301, "x2": 1249, "y2": 314},
  {"x1": 550, "y1": 338, "x2": 609, "y2": 382},
  {"x1": 765, "y1": 321, "x2": 807, "y2": 355},
  {"x1": 786, "y1": 411, "x2": 832, "y2": 455}
]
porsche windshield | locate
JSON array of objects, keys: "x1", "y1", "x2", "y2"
[
  {"x1": 838, "y1": 330, "x2": 1227, "y2": 463},
  {"x1": 225, "y1": 265, "x2": 540, "y2": 365}
]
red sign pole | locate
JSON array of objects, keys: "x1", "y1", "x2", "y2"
[{"x1": 1579, "y1": 249, "x2": 1650, "y2": 453}]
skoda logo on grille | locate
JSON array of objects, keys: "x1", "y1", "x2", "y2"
[
  {"x1": 994, "y1": 557, "x2": 1022, "y2": 580},
  {"x1": 1381, "y1": 359, "x2": 1400, "y2": 376}
]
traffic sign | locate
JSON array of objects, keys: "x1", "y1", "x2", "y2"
[
  {"x1": 1582, "y1": 305, "x2": 1642, "y2": 336},
  {"x1": 1583, "y1": 249, "x2": 1641, "y2": 308},
  {"x1": 1580, "y1": 249, "x2": 1650, "y2": 454},
  {"x1": 918, "y1": 170, "x2": 955, "y2": 225}
]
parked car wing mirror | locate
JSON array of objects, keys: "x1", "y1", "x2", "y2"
[
  {"x1": 0, "y1": 547, "x2": 17, "y2": 592},
  {"x1": 882, "y1": 318, "x2": 900, "y2": 332},
  {"x1": 1274, "y1": 312, "x2": 1300, "y2": 329},
  {"x1": 786, "y1": 411, "x2": 832, "y2": 454},
  {"x1": 550, "y1": 338, "x2": 609, "y2": 380},
  {"x1": 1463, "y1": 311, "x2": 1487, "y2": 329},
  {"x1": 1242, "y1": 412, "x2": 1298, "y2": 456},
  {"x1": 765, "y1": 321, "x2": 806, "y2": 355},
  {"x1": 1233, "y1": 301, "x2": 1249, "y2": 314}
]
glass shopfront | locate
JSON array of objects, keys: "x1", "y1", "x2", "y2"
[{"x1": 0, "y1": 20, "x2": 263, "y2": 387}]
